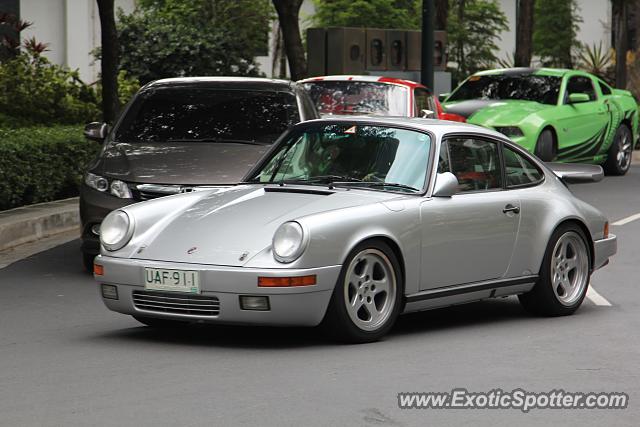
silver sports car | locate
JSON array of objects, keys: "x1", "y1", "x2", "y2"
[{"x1": 94, "y1": 117, "x2": 617, "y2": 343}]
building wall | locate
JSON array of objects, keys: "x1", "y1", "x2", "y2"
[
  {"x1": 20, "y1": 0, "x2": 135, "y2": 83},
  {"x1": 495, "y1": 0, "x2": 612, "y2": 65}
]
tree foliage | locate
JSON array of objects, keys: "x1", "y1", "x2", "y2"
[
  {"x1": 312, "y1": 0, "x2": 421, "y2": 29},
  {"x1": 117, "y1": 0, "x2": 272, "y2": 84},
  {"x1": 533, "y1": 0, "x2": 582, "y2": 68},
  {"x1": 0, "y1": 50, "x2": 99, "y2": 127},
  {"x1": 447, "y1": 0, "x2": 508, "y2": 82}
]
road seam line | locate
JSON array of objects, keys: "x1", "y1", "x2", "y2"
[
  {"x1": 586, "y1": 286, "x2": 612, "y2": 306},
  {"x1": 611, "y1": 212, "x2": 640, "y2": 226}
]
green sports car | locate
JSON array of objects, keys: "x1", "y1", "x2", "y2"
[{"x1": 441, "y1": 68, "x2": 639, "y2": 175}]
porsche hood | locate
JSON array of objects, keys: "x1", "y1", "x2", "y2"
[{"x1": 126, "y1": 185, "x2": 399, "y2": 266}]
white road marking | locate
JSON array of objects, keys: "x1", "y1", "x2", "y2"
[
  {"x1": 587, "y1": 286, "x2": 612, "y2": 306},
  {"x1": 611, "y1": 212, "x2": 640, "y2": 226}
]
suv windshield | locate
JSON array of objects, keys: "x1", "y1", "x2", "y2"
[
  {"x1": 114, "y1": 88, "x2": 300, "y2": 144},
  {"x1": 302, "y1": 81, "x2": 408, "y2": 116},
  {"x1": 448, "y1": 74, "x2": 562, "y2": 105},
  {"x1": 250, "y1": 124, "x2": 431, "y2": 192}
]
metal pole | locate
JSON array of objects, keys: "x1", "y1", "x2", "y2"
[{"x1": 421, "y1": 0, "x2": 435, "y2": 89}]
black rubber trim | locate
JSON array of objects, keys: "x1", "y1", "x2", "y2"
[
  {"x1": 405, "y1": 275, "x2": 539, "y2": 303},
  {"x1": 263, "y1": 187, "x2": 333, "y2": 195}
]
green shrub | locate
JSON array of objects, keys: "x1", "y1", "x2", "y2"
[
  {"x1": 0, "y1": 126, "x2": 100, "y2": 210},
  {"x1": 0, "y1": 52, "x2": 100, "y2": 127}
]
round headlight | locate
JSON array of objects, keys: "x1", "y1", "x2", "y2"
[
  {"x1": 272, "y1": 221, "x2": 306, "y2": 263},
  {"x1": 100, "y1": 210, "x2": 134, "y2": 251}
]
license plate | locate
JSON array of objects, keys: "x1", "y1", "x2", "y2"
[{"x1": 144, "y1": 268, "x2": 200, "y2": 293}]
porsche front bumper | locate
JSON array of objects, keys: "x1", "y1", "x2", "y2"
[{"x1": 94, "y1": 255, "x2": 341, "y2": 327}]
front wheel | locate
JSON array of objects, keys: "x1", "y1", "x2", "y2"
[
  {"x1": 519, "y1": 224, "x2": 591, "y2": 316},
  {"x1": 534, "y1": 129, "x2": 556, "y2": 161},
  {"x1": 603, "y1": 125, "x2": 633, "y2": 175},
  {"x1": 322, "y1": 241, "x2": 403, "y2": 343}
]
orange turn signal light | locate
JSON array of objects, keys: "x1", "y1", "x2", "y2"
[
  {"x1": 258, "y1": 275, "x2": 316, "y2": 287},
  {"x1": 94, "y1": 264, "x2": 104, "y2": 276},
  {"x1": 604, "y1": 222, "x2": 609, "y2": 239}
]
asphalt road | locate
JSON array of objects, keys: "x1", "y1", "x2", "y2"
[{"x1": 1, "y1": 167, "x2": 640, "y2": 427}]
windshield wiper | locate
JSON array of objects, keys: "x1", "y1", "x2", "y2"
[
  {"x1": 333, "y1": 181, "x2": 421, "y2": 192},
  {"x1": 166, "y1": 138, "x2": 269, "y2": 145},
  {"x1": 276, "y1": 175, "x2": 362, "y2": 185}
]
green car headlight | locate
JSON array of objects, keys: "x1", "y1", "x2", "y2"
[{"x1": 496, "y1": 126, "x2": 524, "y2": 138}]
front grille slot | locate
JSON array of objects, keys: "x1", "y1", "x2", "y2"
[{"x1": 133, "y1": 291, "x2": 220, "y2": 316}]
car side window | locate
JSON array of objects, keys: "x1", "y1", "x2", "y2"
[
  {"x1": 598, "y1": 80, "x2": 612, "y2": 96},
  {"x1": 414, "y1": 88, "x2": 436, "y2": 117},
  {"x1": 438, "y1": 137, "x2": 502, "y2": 192},
  {"x1": 565, "y1": 76, "x2": 597, "y2": 102},
  {"x1": 503, "y1": 145, "x2": 544, "y2": 187}
]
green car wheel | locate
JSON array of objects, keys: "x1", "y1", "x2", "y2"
[
  {"x1": 534, "y1": 129, "x2": 556, "y2": 162},
  {"x1": 603, "y1": 125, "x2": 633, "y2": 176}
]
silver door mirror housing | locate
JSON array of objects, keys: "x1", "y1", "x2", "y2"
[
  {"x1": 432, "y1": 172, "x2": 459, "y2": 197},
  {"x1": 84, "y1": 122, "x2": 109, "y2": 142}
]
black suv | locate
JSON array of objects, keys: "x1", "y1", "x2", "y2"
[{"x1": 81, "y1": 77, "x2": 319, "y2": 270}]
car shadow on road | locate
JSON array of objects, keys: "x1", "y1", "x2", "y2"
[{"x1": 87, "y1": 296, "x2": 586, "y2": 349}]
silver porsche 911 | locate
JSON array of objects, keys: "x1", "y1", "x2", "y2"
[{"x1": 94, "y1": 117, "x2": 617, "y2": 343}]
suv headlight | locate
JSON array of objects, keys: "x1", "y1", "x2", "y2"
[
  {"x1": 85, "y1": 173, "x2": 132, "y2": 199},
  {"x1": 100, "y1": 210, "x2": 134, "y2": 251},
  {"x1": 272, "y1": 221, "x2": 307, "y2": 263}
]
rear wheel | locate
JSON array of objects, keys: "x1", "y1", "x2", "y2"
[
  {"x1": 322, "y1": 241, "x2": 403, "y2": 343},
  {"x1": 603, "y1": 125, "x2": 633, "y2": 175},
  {"x1": 519, "y1": 224, "x2": 591, "y2": 316},
  {"x1": 534, "y1": 129, "x2": 556, "y2": 161},
  {"x1": 133, "y1": 316, "x2": 189, "y2": 328}
]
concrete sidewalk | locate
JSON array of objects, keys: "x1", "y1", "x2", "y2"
[{"x1": 0, "y1": 197, "x2": 79, "y2": 252}]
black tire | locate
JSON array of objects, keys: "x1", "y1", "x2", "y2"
[
  {"x1": 133, "y1": 316, "x2": 189, "y2": 328},
  {"x1": 519, "y1": 223, "x2": 591, "y2": 316},
  {"x1": 603, "y1": 125, "x2": 633, "y2": 176},
  {"x1": 82, "y1": 252, "x2": 95, "y2": 273},
  {"x1": 534, "y1": 129, "x2": 557, "y2": 161},
  {"x1": 321, "y1": 240, "x2": 403, "y2": 343}
]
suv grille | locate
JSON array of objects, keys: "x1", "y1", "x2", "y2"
[{"x1": 132, "y1": 291, "x2": 220, "y2": 316}]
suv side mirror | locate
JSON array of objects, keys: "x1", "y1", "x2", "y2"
[
  {"x1": 568, "y1": 93, "x2": 590, "y2": 104},
  {"x1": 84, "y1": 122, "x2": 109, "y2": 142},
  {"x1": 438, "y1": 92, "x2": 450, "y2": 103},
  {"x1": 432, "y1": 172, "x2": 459, "y2": 197}
]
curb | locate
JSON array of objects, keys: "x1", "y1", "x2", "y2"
[{"x1": 0, "y1": 197, "x2": 79, "y2": 252}]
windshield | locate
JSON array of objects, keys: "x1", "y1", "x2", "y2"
[
  {"x1": 114, "y1": 88, "x2": 300, "y2": 144},
  {"x1": 448, "y1": 74, "x2": 562, "y2": 105},
  {"x1": 250, "y1": 124, "x2": 431, "y2": 192},
  {"x1": 302, "y1": 81, "x2": 408, "y2": 116}
]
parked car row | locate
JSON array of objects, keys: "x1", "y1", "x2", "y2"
[
  {"x1": 85, "y1": 69, "x2": 626, "y2": 342},
  {"x1": 81, "y1": 69, "x2": 637, "y2": 271}
]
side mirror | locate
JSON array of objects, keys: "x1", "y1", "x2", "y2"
[
  {"x1": 568, "y1": 93, "x2": 590, "y2": 104},
  {"x1": 84, "y1": 122, "x2": 109, "y2": 142},
  {"x1": 438, "y1": 93, "x2": 450, "y2": 103},
  {"x1": 432, "y1": 172, "x2": 459, "y2": 197},
  {"x1": 421, "y1": 109, "x2": 436, "y2": 118}
]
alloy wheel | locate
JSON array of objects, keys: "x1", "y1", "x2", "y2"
[
  {"x1": 551, "y1": 231, "x2": 589, "y2": 306},
  {"x1": 343, "y1": 249, "x2": 397, "y2": 331}
]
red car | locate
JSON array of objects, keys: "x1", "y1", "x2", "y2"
[{"x1": 299, "y1": 75, "x2": 451, "y2": 119}]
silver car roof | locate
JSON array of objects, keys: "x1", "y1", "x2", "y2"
[{"x1": 300, "y1": 116, "x2": 510, "y2": 141}]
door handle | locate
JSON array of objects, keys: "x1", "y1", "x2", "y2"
[{"x1": 503, "y1": 204, "x2": 520, "y2": 214}]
